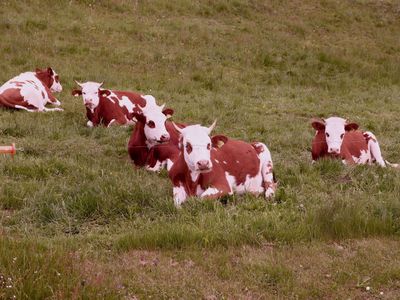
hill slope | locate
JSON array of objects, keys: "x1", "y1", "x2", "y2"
[{"x1": 1, "y1": 0, "x2": 400, "y2": 298}]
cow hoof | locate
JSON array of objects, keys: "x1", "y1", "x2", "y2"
[{"x1": 265, "y1": 188, "x2": 275, "y2": 198}]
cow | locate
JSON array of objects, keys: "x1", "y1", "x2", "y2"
[
  {"x1": 311, "y1": 116, "x2": 387, "y2": 166},
  {"x1": 128, "y1": 97, "x2": 185, "y2": 171},
  {"x1": 72, "y1": 81, "x2": 147, "y2": 127},
  {"x1": 168, "y1": 122, "x2": 276, "y2": 207},
  {"x1": 0, "y1": 67, "x2": 63, "y2": 112}
]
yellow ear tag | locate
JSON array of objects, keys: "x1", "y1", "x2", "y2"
[{"x1": 217, "y1": 140, "x2": 225, "y2": 148}]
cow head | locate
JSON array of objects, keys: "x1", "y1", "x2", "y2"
[
  {"x1": 133, "y1": 95, "x2": 174, "y2": 147},
  {"x1": 72, "y1": 81, "x2": 110, "y2": 112},
  {"x1": 35, "y1": 67, "x2": 62, "y2": 94},
  {"x1": 312, "y1": 117, "x2": 359, "y2": 154},
  {"x1": 173, "y1": 121, "x2": 217, "y2": 173}
]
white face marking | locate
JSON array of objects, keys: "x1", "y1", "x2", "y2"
[
  {"x1": 324, "y1": 117, "x2": 347, "y2": 154},
  {"x1": 179, "y1": 125, "x2": 213, "y2": 173},
  {"x1": 50, "y1": 69, "x2": 62, "y2": 93},
  {"x1": 141, "y1": 95, "x2": 170, "y2": 147},
  {"x1": 76, "y1": 81, "x2": 103, "y2": 112}
]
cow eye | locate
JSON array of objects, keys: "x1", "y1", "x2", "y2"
[
  {"x1": 207, "y1": 143, "x2": 211, "y2": 150},
  {"x1": 186, "y1": 143, "x2": 193, "y2": 154},
  {"x1": 340, "y1": 133, "x2": 344, "y2": 139},
  {"x1": 325, "y1": 132, "x2": 330, "y2": 137},
  {"x1": 82, "y1": 92, "x2": 86, "y2": 95},
  {"x1": 55, "y1": 75, "x2": 59, "y2": 81},
  {"x1": 147, "y1": 121, "x2": 155, "y2": 128}
]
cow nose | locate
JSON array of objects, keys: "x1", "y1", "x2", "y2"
[
  {"x1": 197, "y1": 160, "x2": 210, "y2": 170},
  {"x1": 329, "y1": 147, "x2": 340, "y2": 154},
  {"x1": 160, "y1": 134, "x2": 170, "y2": 142}
]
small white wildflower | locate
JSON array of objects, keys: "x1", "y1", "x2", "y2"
[{"x1": 366, "y1": 286, "x2": 371, "y2": 291}]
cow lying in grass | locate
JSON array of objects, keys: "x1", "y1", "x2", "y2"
[
  {"x1": 0, "y1": 67, "x2": 63, "y2": 112},
  {"x1": 168, "y1": 122, "x2": 276, "y2": 207},
  {"x1": 72, "y1": 81, "x2": 147, "y2": 127},
  {"x1": 311, "y1": 117, "x2": 388, "y2": 166},
  {"x1": 128, "y1": 97, "x2": 185, "y2": 171}
]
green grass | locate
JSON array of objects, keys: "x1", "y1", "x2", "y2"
[{"x1": 1, "y1": 0, "x2": 400, "y2": 298}]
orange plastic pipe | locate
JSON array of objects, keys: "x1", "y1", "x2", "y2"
[{"x1": 0, "y1": 143, "x2": 16, "y2": 158}]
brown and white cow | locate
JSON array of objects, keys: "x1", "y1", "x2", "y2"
[
  {"x1": 311, "y1": 116, "x2": 386, "y2": 166},
  {"x1": 128, "y1": 98, "x2": 185, "y2": 171},
  {"x1": 0, "y1": 67, "x2": 63, "y2": 112},
  {"x1": 72, "y1": 81, "x2": 147, "y2": 127},
  {"x1": 168, "y1": 122, "x2": 276, "y2": 207}
]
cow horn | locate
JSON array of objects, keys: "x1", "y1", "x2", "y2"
[
  {"x1": 172, "y1": 122, "x2": 183, "y2": 134},
  {"x1": 74, "y1": 80, "x2": 83, "y2": 87},
  {"x1": 99, "y1": 81, "x2": 104, "y2": 87},
  {"x1": 160, "y1": 103, "x2": 166, "y2": 110},
  {"x1": 207, "y1": 119, "x2": 217, "y2": 134}
]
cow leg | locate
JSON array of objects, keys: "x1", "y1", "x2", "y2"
[
  {"x1": 201, "y1": 187, "x2": 228, "y2": 199},
  {"x1": 14, "y1": 105, "x2": 39, "y2": 112},
  {"x1": 173, "y1": 185, "x2": 188, "y2": 207},
  {"x1": 107, "y1": 119, "x2": 116, "y2": 127},
  {"x1": 43, "y1": 107, "x2": 63, "y2": 112},
  {"x1": 145, "y1": 160, "x2": 166, "y2": 172},
  {"x1": 364, "y1": 131, "x2": 386, "y2": 167},
  {"x1": 255, "y1": 142, "x2": 276, "y2": 198}
]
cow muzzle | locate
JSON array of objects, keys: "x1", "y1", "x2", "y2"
[
  {"x1": 328, "y1": 147, "x2": 340, "y2": 154},
  {"x1": 196, "y1": 160, "x2": 212, "y2": 172},
  {"x1": 157, "y1": 134, "x2": 170, "y2": 143}
]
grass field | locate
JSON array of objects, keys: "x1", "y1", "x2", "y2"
[{"x1": 1, "y1": 0, "x2": 400, "y2": 298}]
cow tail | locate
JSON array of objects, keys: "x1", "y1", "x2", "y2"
[{"x1": 385, "y1": 160, "x2": 400, "y2": 168}]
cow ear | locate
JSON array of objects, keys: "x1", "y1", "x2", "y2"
[
  {"x1": 162, "y1": 108, "x2": 174, "y2": 119},
  {"x1": 211, "y1": 135, "x2": 228, "y2": 148},
  {"x1": 345, "y1": 122, "x2": 359, "y2": 131},
  {"x1": 47, "y1": 67, "x2": 53, "y2": 75},
  {"x1": 71, "y1": 89, "x2": 82, "y2": 97},
  {"x1": 311, "y1": 118, "x2": 325, "y2": 131},
  {"x1": 132, "y1": 112, "x2": 145, "y2": 123},
  {"x1": 100, "y1": 89, "x2": 111, "y2": 97}
]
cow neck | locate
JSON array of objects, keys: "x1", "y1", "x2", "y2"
[
  {"x1": 128, "y1": 120, "x2": 149, "y2": 166},
  {"x1": 146, "y1": 140, "x2": 157, "y2": 149},
  {"x1": 176, "y1": 150, "x2": 203, "y2": 196},
  {"x1": 131, "y1": 121, "x2": 147, "y2": 147},
  {"x1": 34, "y1": 71, "x2": 52, "y2": 89}
]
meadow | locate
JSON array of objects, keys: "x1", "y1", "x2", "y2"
[{"x1": 1, "y1": 0, "x2": 400, "y2": 298}]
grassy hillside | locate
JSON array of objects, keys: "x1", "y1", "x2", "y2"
[{"x1": 1, "y1": 0, "x2": 400, "y2": 298}]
